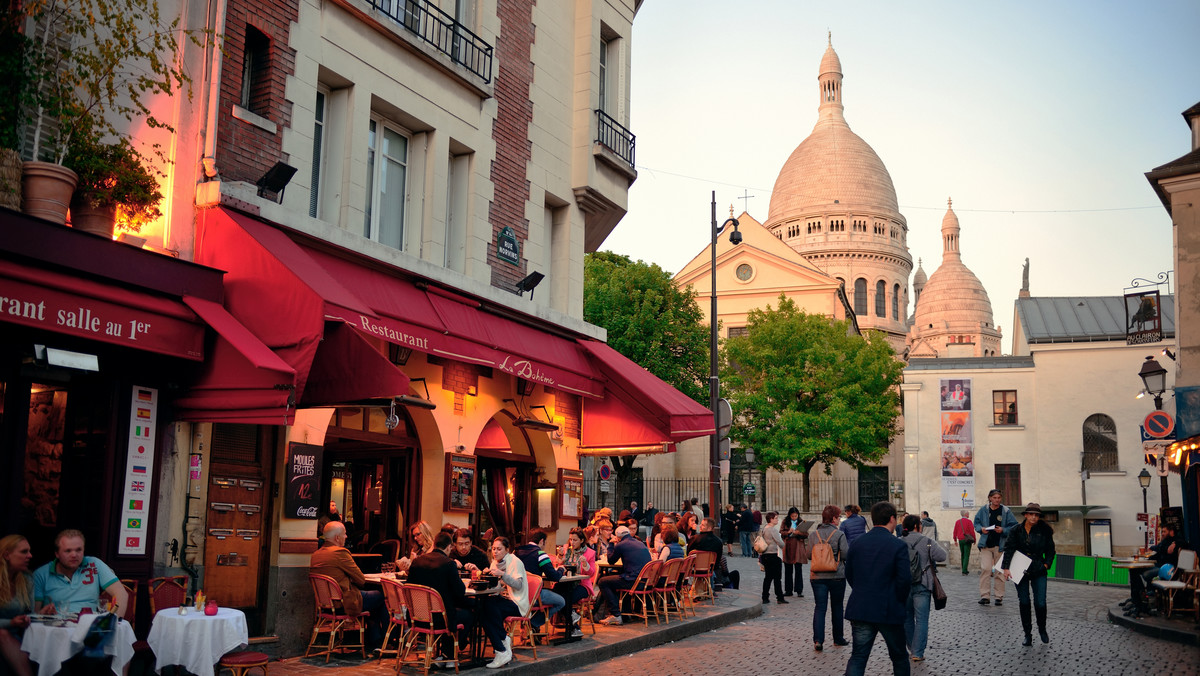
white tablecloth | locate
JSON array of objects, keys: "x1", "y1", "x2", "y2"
[
  {"x1": 147, "y1": 607, "x2": 248, "y2": 676},
  {"x1": 21, "y1": 614, "x2": 136, "y2": 676}
]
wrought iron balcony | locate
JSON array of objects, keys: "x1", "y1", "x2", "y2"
[
  {"x1": 371, "y1": 0, "x2": 493, "y2": 83},
  {"x1": 596, "y1": 109, "x2": 635, "y2": 169}
]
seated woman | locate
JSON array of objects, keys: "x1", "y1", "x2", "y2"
[
  {"x1": 1, "y1": 535, "x2": 34, "y2": 676},
  {"x1": 395, "y1": 520, "x2": 436, "y2": 572},
  {"x1": 558, "y1": 527, "x2": 595, "y2": 635},
  {"x1": 480, "y1": 537, "x2": 529, "y2": 669}
]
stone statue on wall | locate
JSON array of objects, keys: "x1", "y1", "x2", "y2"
[{"x1": 1021, "y1": 258, "x2": 1030, "y2": 292}]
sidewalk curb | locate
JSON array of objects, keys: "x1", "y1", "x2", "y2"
[{"x1": 1106, "y1": 605, "x2": 1200, "y2": 647}]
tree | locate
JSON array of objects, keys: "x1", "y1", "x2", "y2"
[
  {"x1": 583, "y1": 251, "x2": 709, "y2": 508},
  {"x1": 722, "y1": 295, "x2": 903, "y2": 511}
]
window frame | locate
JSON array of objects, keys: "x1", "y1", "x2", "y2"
[
  {"x1": 1082, "y1": 413, "x2": 1119, "y2": 472},
  {"x1": 874, "y1": 280, "x2": 886, "y2": 317},
  {"x1": 309, "y1": 89, "x2": 328, "y2": 219},
  {"x1": 854, "y1": 278, "x2": 867, "y2": 316},
  {"x1": 992, "y1": 390, "x2": 1018, "y2": 426},
  {"x1": 364, "y1": 117, "x2": 412, "y2": 251}
]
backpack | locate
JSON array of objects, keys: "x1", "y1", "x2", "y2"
[
  {"x1": 809, "y1": 528, "x2": 838, "y2": 572},
  {"x1": 906, "y1": 536, "x2": 923, "y2": 584}
]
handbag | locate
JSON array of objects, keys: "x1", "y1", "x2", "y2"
[
  {"x1": 927, "y1": 541, "x2": 947, "y2": 610},
  {"x1": 752, "y1": 533, "x2": 768, "y2": 554}
]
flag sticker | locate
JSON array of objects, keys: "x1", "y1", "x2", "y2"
[
  {"x1": 131, "y1": 481, "x2": 146, "y2": 492},
  {"x1": 132, "y1": 465, "x2": 147, "y2": 474},
  {"x1": 125, "y1": 537, "x2": 140, "y2": 548},
  {"x1": 129, "y1": 499, "x2": 144, "y2": 510},
  {"x1": 137, "y1": 389, "x2": 153, "y2": 402},
  {"x1": 127, "y1": 518, "x2": 142, "y2": 529},
  {"x1": 136, "y1": 445, "x2": 146, "y2": 455},
  {"x1": 134, "y1": 425, "x2": 151, "y2": 438},
  {"x1": 137, "y1": 407, "x2": 151, "y2": 420}
]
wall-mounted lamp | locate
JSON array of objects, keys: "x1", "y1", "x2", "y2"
[
  {"x1": 466, "y1": 384, "x2": 478, "y2": 397},
  {"x1": 1162, "y1": 348, "x2": 1176, "y2": 361},
  {"x1": 515, "y1": 271, "x2": 545, "y2": 299},
  {"x1": 256, "y1": 161, "x2": 297, "y2": 203},
  {"x1": 397, "y1": 377, "x2": 436, "y2": 410}
]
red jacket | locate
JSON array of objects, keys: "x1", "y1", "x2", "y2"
[{"x1": 952, "y1": 517, "x2": 975, "y2": 543}]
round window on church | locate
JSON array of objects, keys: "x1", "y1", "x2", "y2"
[{"x1": 735, "y1": 263, "x2": 754, "y2": 281}]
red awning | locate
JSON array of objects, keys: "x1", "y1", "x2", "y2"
[
  {"x1": 0, "y1": 258, "x2": 206, "y2": 361},
  {"x1": 578, "y1": 393, "x2": 676, "y2": 456},
  {"x1": 302, "y1": 321, "x2": 410, "y2": 406},
  {"x1": 577, "y1": 340, "x2": 716, "y2": 446},
  {"x1": 197, "y1": 208, "x2": 604, "y2": 398}
]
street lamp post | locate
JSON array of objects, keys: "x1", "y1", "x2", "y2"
[
  {"x1": 1137, "y1": 355, "x2": 1170, "y2": 509},
  {"x1": 1137, "y1": 467, "x2": 1152, "y2": 549},
  {"x1": 710, "y1": 192, "x2": 741, "y2": 516}
]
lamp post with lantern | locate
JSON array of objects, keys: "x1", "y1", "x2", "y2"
[
  {"x1": 709, "y1": 192, "x2": 742, "y2": 515},
  {"x1": 1137, "y1": 355, "x2": 1170, "y2": 509}
]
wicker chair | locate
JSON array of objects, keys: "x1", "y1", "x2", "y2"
[
  {"x1": 676, "y1": 554, "x2": 698, "y2": 618},
  {"x1": 689, "y1": 550, "x2": 718, "y2": 605},
  {"x1": 618, "y1": 560, "x2": 662, "y2": 627},
  {"x1": 400, "y1": 584, "x2": 464, "y2": 675},
  {"x1": 1150, "y1": 549, "x2": 1197, "y2": 620},
  {"x1": 379, "y1": 578, "x2": 408, "y2": 662},
  {"x1": 216, "y1": 651, "x2": 269, "y2": 676},
  {"x1": 148, "y1": 576, "x2": 188, "y2": 614},
  {"x1": 503, "y1": 573, "x2": 545, "y2": 659},
  {"x1": 653, "y1": 558, "x2": 685, "y2": 622},
  {"x1": 305, "y1": 573, "x2": 370, "y2": 663}
]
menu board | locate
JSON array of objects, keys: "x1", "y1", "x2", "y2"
[
  {"x1": 285, "y1": 442, "x2": 324, "y2": 519},
  {"x1": 559, "y1": 469, "x2": 584, "y2": 520},
  {"x1": 444, "y1": 453, "x2": 477, "y2": 512}
]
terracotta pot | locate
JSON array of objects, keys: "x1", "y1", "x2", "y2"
[
  {"x1": 22, "y1": 160, "x2": 78, "y2": 225},
  {"x1": 69, "y1": 192, "x2": 117, "y2": 237},
  {"x1": 0, "y1": 148, "x2": 21, "y2": 211}
]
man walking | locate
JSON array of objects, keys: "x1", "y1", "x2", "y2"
[
  {"x1": 919, "y1": 512, "x2": 938, "y2": 542},
  {"x1": 952, "y1": 510, "x2": 975, "y2": 575},
  {"x1": 973, "y1": 489, "x2": 1018, "y2": 606},
  {"x1": 737, "y1": 504, "x2": 756, "y2": 557},
  {"x1": 844, "y1": 502, "x2": 911, "y2": 676}
]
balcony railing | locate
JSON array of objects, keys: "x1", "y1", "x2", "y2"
[
  {"x1": 371, "y1": 0, "x2": 494, "y2": 84},
  {"x1": 595, "y1": 109, "x2": 635, "y2": 169}
]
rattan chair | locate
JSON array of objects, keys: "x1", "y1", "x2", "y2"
[
  {"x1": 1151, "y1": 549, "x2": 1197, "y2": 620},
  {"x1": 503, "y1": 573, "x2": 545, "y2": 659},
  {"x1": 689, "y1": 550, "x2": 718, "y2": 605},
  {"x1": 653, "y1": 558, "x2": 685, "y2": 622},
  {"x1": 399, "y1": 584, "x2": 464, "y2": 676},
  {"x1": 216, "y1": 651, "x2": 269, "y2": 676},
  {"x1": 305, "y1": 573, "x2": 370, "y2": 663},
  {"x1": 148, "y1": 576, "x2": 188, "y2": 614},
  {"x1": 618, "y1": 560, "x2": 662, "y2": 627},
  {"x1": 676, "y1": 554, "x2": 698, "y2": 618},
  {"x1": 379, "y1": 578, "x2": 408, "y2": 662}
]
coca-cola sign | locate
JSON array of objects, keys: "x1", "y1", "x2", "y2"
[{"x1": 285, "y1": 442, "x2": 323, "y2": 519}]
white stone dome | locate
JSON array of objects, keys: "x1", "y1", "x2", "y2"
[
  {"x1": 766, "y1": 123, "x2": 900, "y2": 220},
  {"x1": 912, "y1": 201, "x2": 996, "y2": 332}
]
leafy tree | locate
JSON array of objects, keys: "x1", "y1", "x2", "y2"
[
  {"x1": 583, "y1": 251, "x2": 709, "y2": 508},
  {"x1": 722, "y1": 295, "x2": 903, "y2": 511}
]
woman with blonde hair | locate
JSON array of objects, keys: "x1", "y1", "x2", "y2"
[
  {"x1": 1, "y1": 535, "x2": 34, "y2": 676},
  {"x1": 395, "y1": 520, "x2": 436, "y2": 572}
]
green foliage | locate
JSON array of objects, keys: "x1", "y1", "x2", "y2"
[
  {"x1": 19, "y1": 0, "x2": 210, "y2": 164},
  {"x1": 65, "y1": 129, "x2": 162, "y2": 231},
  {"x1": 722, "y1": 294, "x2": 903, "y2": 475},
  {"x1": 583, "y1": 251, "x2": 709, "y2": 404}
]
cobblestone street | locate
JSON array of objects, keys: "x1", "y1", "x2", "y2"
[{"x1": 562, "y1": 554, "x2": 1200, "y2": 676}]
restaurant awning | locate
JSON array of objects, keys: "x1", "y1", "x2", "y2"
[
  {"x1": 301, "y1": 321, "x2": 410, "y2": 406},
  {"x1": 195, "y1": 208, "x2": 604, "y2": 399},
  {"x1": 577, "y1": 340, "x2": 716, "y2": 451}
]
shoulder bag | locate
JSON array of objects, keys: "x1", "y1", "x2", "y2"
[{"x1": 928, "y1": 541, "x2": 947, "y2": 610}]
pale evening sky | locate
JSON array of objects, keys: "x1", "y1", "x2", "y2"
[{"x1": 598, "y1": 0, "x2": 1200, "y2": 354}]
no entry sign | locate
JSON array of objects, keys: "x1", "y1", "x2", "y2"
[{"x1": 1143, "y1": 410, "x2": 1175, "y2": 438}]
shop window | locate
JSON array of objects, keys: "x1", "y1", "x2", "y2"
[
  {"x1": 992, "y1": 390, "x2": 1018, "y2": 426},
  {"x1": 995, "y1": 464, "x2": 1021, "y2": 504},
  {"x1": 1082, "y1": 413, "x2": 1118, "y2": 472}
]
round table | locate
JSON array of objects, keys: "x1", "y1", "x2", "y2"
[
  {"x1": 21, "y1": 614, "x2": 136, "y2": 676},
  {"x1": 147, "y1": 607, "x2": 249, "y2": 676}
]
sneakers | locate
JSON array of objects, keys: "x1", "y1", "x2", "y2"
[
  {"x1": 833, "y1": 640, "x2": 849, "y2": 647},
  {"x1": 813, "y1": 642, "x2": 823, "y2": 651},
  {"x1": 911, "y1": 656, "x2": 925, "y2": 662},
  {"x1": 978, "y1": 598, "x2": 991, "y2": 605},
  {"x1": 994, "y1": 599, "x2": 1003, "y2": 606},
  {"x1": 601, "y1": 616, "x2": 622, "y2": 626},
  {"x1": 571, "y1": 611, "x2": 581, "y2": 624},
  {"x1": 570, "y1": 625, "x2": 584, "y2": 638},
  {"x1": 486, "y1": 649, "x2": 512, "y2": 669},
  {"x1": 504, "y1": 635, "x2": 512, "y2": 653}
]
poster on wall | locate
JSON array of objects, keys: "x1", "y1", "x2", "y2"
[
  {"x1": 939, "y1": 378, "x2": 975, "y2": 509},
  {"x1": 285, "y1": 442, "x2": 324, "y2": 519},
  {"x1": 118, "y1": 386, "x2": 157, "y2": 555},
  {"x1": 444, "y1": 453, "x2": 477, "y2": 512},
  {"x1": 559, "y1": 469, "x2": 584, "y2": 520}
]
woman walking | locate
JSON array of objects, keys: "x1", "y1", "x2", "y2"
[
  {"x1": 810, "y1": 505, "x2": 848, "y2": 651},
  {"x1": 900, "y1": 514, "x2": 947, "y2": 662},
  {"x1": 1002, "y1": 503, "x2": 1056, "y2": 646},
  {"x1": 780, "y1": 507, "x2": 808, "y2": 597},
  {"x1": 721, "y1": 504, "x2": 738, "y2": 556},
  {"x1": 760, "y1": 511, "x2": 787, "y2": 604}
]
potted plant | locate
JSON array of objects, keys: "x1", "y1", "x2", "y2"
[
  {"x1": 65, "y1": 130, "x2": 162, "y2": 237},
  {"x1": 16, "y1": 0, "x2": 203, "y2": 225}
]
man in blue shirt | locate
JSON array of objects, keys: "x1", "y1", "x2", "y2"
[
  {"x1": 513, "y1": 529, "x2": 566, "y2": 631},
  {"x1": 596, "y1": 526, "x2": 651, "y2": 625},
  {"x1": 33, "y1": 530, "x2": 128, "y2": 616}
]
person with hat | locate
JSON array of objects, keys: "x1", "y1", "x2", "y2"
[
  {"x1": 1001, "y1": 503, "x2": 1057, "y2": 646},
  {"x1": 595, "y1": 525, "x2": 651, "y2": 625}
]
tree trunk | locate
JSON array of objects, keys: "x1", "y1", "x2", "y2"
[{"x1": 610, "y1": 455, "x2": 636, "y2": 514}]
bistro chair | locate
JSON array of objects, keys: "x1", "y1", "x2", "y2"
[
  {"x1": 371, "y1": 539, "x2": 401, "y2": 562},
  {"x1": 305, "y1": 573, "x2": 370, "y2": 663},
  {"x1": 216, "y1": 651, "x2": 269, "y2": 676},
  {"x1": 653, "y1": 558, "x2": 685, "y2": 623},
  {"x1": 689, "y1": 551, "x2": 718, "y2": 606},
  {"x1": 619, "y1": 560, "x2": 662, "y2": 627},
  {"x1": 148, "y1": 576, "x2": 188, "y2": 614},
  {"x1": 503, "y1": 573, "x2": 545, "y2": 659},
  {"x1": 399, "y1": 584, "x2": 464, "y2": 675},
  {"x1": 1151, "y1": 549, "x2": 1197, "y2": 620},
  {"x1": 379, "y1": 578, "x2": 409, "y2": 663},
  {"x1": 676, "y1": 554, "x2": 699, "y2": 618}
]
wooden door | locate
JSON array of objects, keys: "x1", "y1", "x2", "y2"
[{"x1": 203, "y1": 471, "x2": 266, "y2": 607}]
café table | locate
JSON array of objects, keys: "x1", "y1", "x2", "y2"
[
  {"x1": 459, "y1": 585, "x2": 501, "y2": 669},
  {"x1": 22, "y1": 613, "x2": 136, "y2": 676},
  {"x1": 147, "y1": 607, "x2": 249, "y2": 676},
  {"x1": 549, "y1": 574, "x2": 590, "y2": 646},
  {"x1": 363, "y1": 572, "x2": 404, "y2": 585}
]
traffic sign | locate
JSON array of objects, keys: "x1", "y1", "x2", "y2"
[
  {"x1": 717, "y1": 398, "x2": 732, "y2": 439},
  {"x1": 598, "y1": 463, "x2": 612, "y2": 481},
  {"x1": 1144, "y1": 410, "x2": 1174, "y2": 438}
]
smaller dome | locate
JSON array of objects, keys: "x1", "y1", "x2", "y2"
[
  {"x1": 913, "y1": 258, "x2": 927, "y2": 286},
  {"x1": 942, "y1": 202, "x2": 959, "y2": 230},
  {"x1": 820, "y1": 43, "x2": 841, "y2": 77}
]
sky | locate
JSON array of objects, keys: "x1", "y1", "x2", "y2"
[{"x1": 598, "y1": 0, "x2": 1200, "y2": 354}]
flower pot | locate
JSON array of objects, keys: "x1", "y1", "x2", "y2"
[
  {"x1": 22, "y1": 160, "x2": 78, "y2": 225},
  {"x1": 69, "y1": 192, "x2": 117, "y2": 238},
  {"x1": 0, "y1": 148, "x2": 21, "y2": 211}
]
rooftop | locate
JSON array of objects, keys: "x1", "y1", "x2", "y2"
[{"x1": 1017, "y1": 295, "x2": 1175, "y2": 344}]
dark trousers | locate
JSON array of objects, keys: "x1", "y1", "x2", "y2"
[
  {"x1": 810, "y1": 578, "x2": 845, "y2": 644},
  {"x1": 360, "y1": 589, "x2": 388, "y2": 648},
  {"x1": 597, "y1": 575, "x2": 636, "y2": 618},
  {"x1": 784, "y1": 561, "x2": 804, "y2": 595},
  {"x1": 845, "y1": 621, "x2": 910, "y2": 676},
  {"x1": 760, "y1": 552, "x2": 784, "y2": 601},
  {"x1": 1129, "y1": 567, "x2": 1157, "y2": 609},
  {"x1": 478, "y1": 597, "x2": 518, "y2": 651}
]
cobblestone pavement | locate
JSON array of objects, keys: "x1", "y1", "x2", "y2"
[{"x1": 562, "y1": 553, "x2": 1200, "y2": 676}]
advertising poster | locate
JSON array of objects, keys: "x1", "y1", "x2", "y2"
[
  {"x1": 118, "y1": 386, "x2": 157, "y2": 555},
  {"x1": 940, "y1": 378, "x2": 975, "y2": 508},
  {"x1": 285, "y1": 442, "x2": 324, "y2": 518}
]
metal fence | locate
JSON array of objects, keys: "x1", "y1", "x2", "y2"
[
  {"x1": 582, "y1": 476, "x2": 902, "y2": 517},
  {"x1": 595, "y1": 109, "x2": 635, "y2": 168},
  {"x1": 371, "y1": 0, "x2": 494, "y2": 83}
]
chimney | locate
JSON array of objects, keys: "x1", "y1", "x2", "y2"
[{"x1": 1185, "y1": 102, "x2": 1200, "y2": 152}]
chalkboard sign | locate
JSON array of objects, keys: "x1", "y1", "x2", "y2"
[{"x1": 285, "y1": 442, "x2": 324, "y2": 519}]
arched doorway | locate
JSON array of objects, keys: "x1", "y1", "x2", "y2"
[{"x1": 472, "y1": 415, "x2": 543, "y2": 540}]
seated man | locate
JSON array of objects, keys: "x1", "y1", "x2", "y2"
[
  {"x1": 310, "y1": 522, "x2": 386, "y2": 650},
  {"x1": 596, "y1": 526, "x2": 651, "y2": 625},
  {"x1": 687, "y1": 517, "x2": 740, "y2": 590},
  {"x1": 513, "y1": 530, "x2": 566, "y2": 631},
  {"x1": 33, "y1": 529, "x2": 128, "y2": 616},
  {"x1": 450, "y1": 528, "x2": 489, "y2": 573},
  {"x1": 407, "y1": 532, "x2": 478, "y2": 658},
  {"x1": 1127, "y1": 523, "x2": 1188, "y2": 616}
]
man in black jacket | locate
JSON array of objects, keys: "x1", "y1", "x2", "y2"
[
  {"x1": 639, "y1": 502, "x2": 658, "y2": 539},
  {"x1": 407, "y1": 532, "x2": 474, "y2": 656},
  {"x1": 737, "y1": 504, "x2": 756, "y2": 557},
  {"x1": 844, "y1": 502, "x2": 911, "y2": 676},
  {"x1": 688, "y1": 517, "x2": 739, "y2": 589},
  {"x1": 450, "y1": 528, "x2": 489, "y2": 572},
  {"x1": 1127, "y1": 523, "x2": 1188, "y2": 616}
]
